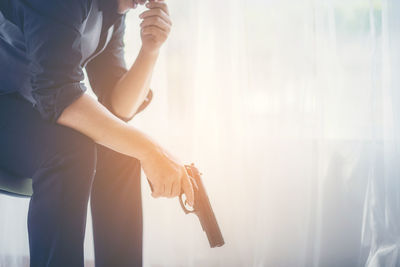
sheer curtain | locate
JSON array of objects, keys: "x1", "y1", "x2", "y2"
[{"x1": 1, "y1": 0, "x2": 400, "y2": 266}]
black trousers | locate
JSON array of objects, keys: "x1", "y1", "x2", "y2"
[{"x1": 0, "y1": 93, "x2": 143, "y2": 267}]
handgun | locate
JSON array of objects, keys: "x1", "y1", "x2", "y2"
[
  {"x1": 147, "y1": 163, "x2": 225, "y2": 248},
  {"x1": 180, "y1": 164, "x2": 225, "y2": 248}
]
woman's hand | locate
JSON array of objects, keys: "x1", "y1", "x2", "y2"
[
  {"x1": 141, "y1": 145, "x2": 195, "y2": 206},
  {"x1": 139, "y1": 0, "x2": 172, "y2": 54}
]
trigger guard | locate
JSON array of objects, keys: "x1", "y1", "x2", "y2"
[{"x1": 179, "y1": 193, "x2": 195, "y2": 214}]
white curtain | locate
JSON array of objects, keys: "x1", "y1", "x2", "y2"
[{"x1": 1, "y1": 0, "x2": 400, "y2": 266}]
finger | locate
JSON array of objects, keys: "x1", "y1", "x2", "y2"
[
  {"x1": 164, "y1": 180, "x2": 173, "y2": 198},
  {"x1": 181, "y1": 173, "x2": 195, "y2": 207},
  {"x1": 139, "y1": 9, "x2": 172, "y2": 26},
  {"x1": 189, "y1": 175, "x2": 199, "y2": 191},
  {"x1": 171, "y1": 180, "x2": 181, "y2": 198},
  {"x1": 141, "y1": 26, "x2": 169, "y2": 39},
  {"x1": 151, "y1": 185, "x2": 163, "y2": 198},
  {"x1": 139, "y1": 10, "x2": 172, "y2": 26},
  {"x1": 146, "y1": 1, "x2": 170, "y2": 16},
  {"x1": 140, "y1": 16, "x2": 170, "y2": 33}
]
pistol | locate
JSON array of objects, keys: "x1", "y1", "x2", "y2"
[
  {"x1": 180, "y1": 164, "x2": 225, "y2": 248},
  {"x1": 147, "y1": 164, "x2": 225, "y2": 248}
]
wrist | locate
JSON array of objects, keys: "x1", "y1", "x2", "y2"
[
  {"x1": 139, "y1": 46, "x2": 160, "y2": 58},
  {"x1": 141, "y1": 141, "x2": 164, "y2": 163},
  {"x1": 123, "y1": 125, "x2": 162, "y2": 161}
]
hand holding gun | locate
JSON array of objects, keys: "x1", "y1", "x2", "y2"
[{"x1": 147, "y1": 163, "x2": 225, "y2": 248}]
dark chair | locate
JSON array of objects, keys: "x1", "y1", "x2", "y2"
[{"x1": 0, "y1": 169, "x2": 32, "y2": 198}]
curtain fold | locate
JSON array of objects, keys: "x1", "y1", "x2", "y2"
[{"x1": 361, "y1": 0, "x2": 400, "y2": 266}]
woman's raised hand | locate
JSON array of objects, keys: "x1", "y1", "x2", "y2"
[{"x1": 139, "y1": 0, "x2": 172, "y2": 54}]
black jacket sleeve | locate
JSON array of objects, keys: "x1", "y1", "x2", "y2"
[{"x1": 21, "y1": 0, "x2": 92, "y2": 122}]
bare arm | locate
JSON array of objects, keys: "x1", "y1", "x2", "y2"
[
  {"x1": 110, "y1": 49, "x2": 158, "y2": 119},
  {"x1": 110, "y1": 0, "x2": 172, "y2": 119},
  {"x1": 57, "y1": 94, "x2": 194, "y2": 206},
  {"x1": 58, "y1": 93, "x2": 154, "y2": 159}
]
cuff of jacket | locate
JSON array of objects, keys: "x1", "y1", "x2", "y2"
[{"x1": 33, "y1": 82, "x2": 87, "y2": 123}]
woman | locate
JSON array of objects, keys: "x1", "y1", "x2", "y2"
[{"x1": 0, "y1": 0, "x2": 194, "y2": 266}]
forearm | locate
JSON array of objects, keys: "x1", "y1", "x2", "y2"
[
  {"x1": 110, "y1": 48, "x2": 159, "y2": 119},
  {"x1": 57, "y1": 93, "x2": 159, "y2": 160}
]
